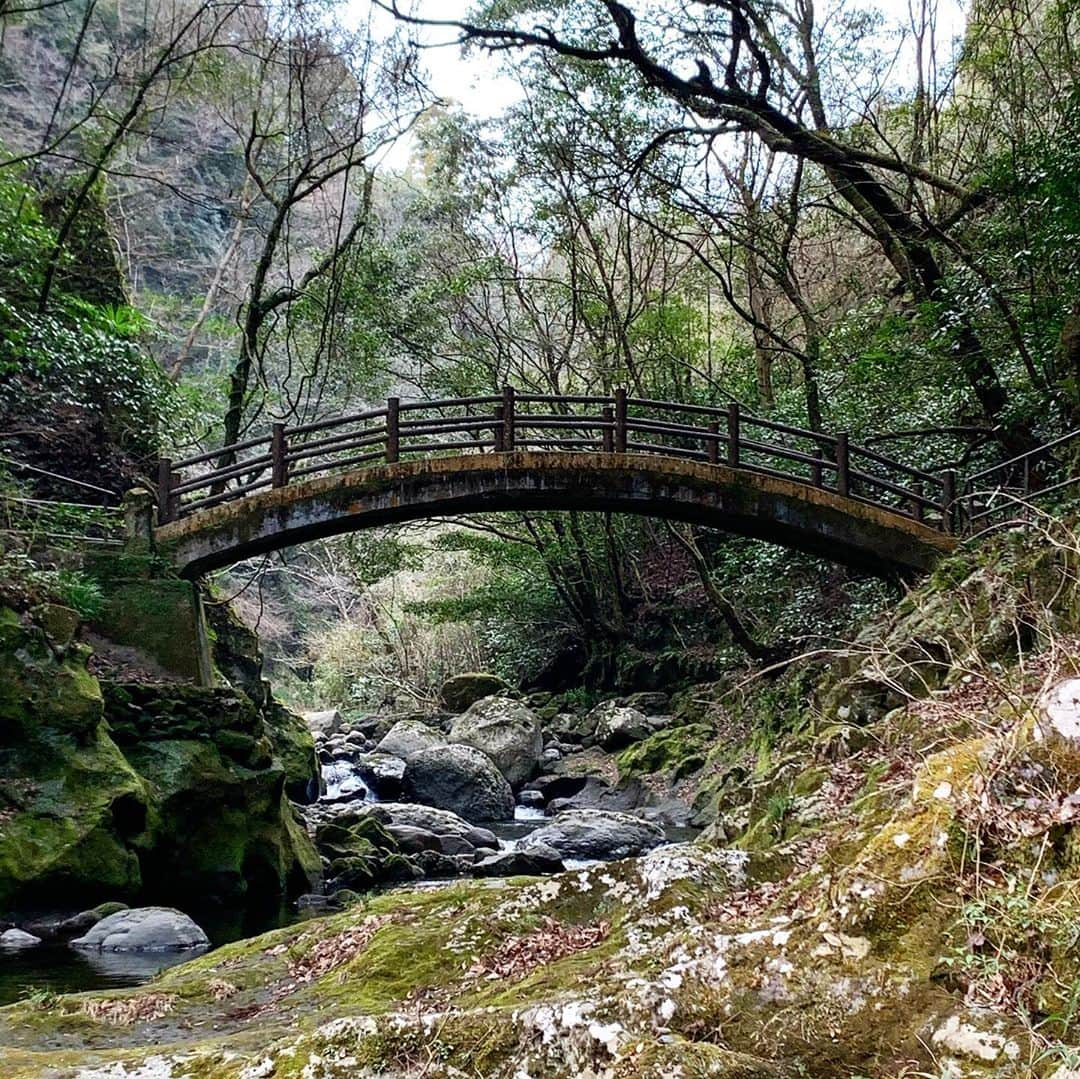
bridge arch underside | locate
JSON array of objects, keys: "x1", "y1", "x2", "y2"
[{"x1": 155, "y1": 452, "x2": 955, "y2": 579}]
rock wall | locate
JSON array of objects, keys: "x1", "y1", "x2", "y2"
[{"x1": 0, "y1": 600, "x2": 320, "y2": 917}]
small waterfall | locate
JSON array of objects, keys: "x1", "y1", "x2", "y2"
[{"x1": 320, "y1": 759, "x2": 373, "y2": 803}]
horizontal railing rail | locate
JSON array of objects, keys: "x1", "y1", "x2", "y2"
[
  {"x1": 957, "y1": 428, "x2": 1079, "y2": 535},
  {"x1": 155, "y1": 388, "x2": 975, "y2": 532}
]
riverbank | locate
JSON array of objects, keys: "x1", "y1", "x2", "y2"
[{"x1": 2, "y1": 520, "x2": 1080, "y2": 1075}]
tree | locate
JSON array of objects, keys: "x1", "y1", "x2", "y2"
[{"x1": 385, "y1": 0, "x2": 1054, "y2": 452}]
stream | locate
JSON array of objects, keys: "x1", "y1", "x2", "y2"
[{"x1": 0, "y1": 758, "x2": 695, "y2": 1005}]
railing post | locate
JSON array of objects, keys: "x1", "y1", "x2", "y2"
[
  {"x1": 727, "y1": 402, "x2": 740, "y2": 467},
  {"x1": 835, "y1": 433, "x2": 850, "y2": 497},
  {"x1": 157, "y1": 458, "x2": 174, "y2": 524},
  {"x1": 271, "y1": 423, "x2": 288, "y2": 488},
  {"x1": 493, "y1": 405, "x2": 505, "y2": 452},
  {"x1": 811, "y1": 446, "x2": 823, "y2": 487},
  {"x1": 941, "y1": 469, "x2": 956, "y2": 533},
  {"x1": 601, "y1": 406, "x2": 614, "y2": 453},
  {"x1": 707, "y1": 421, "x2": 719, "y2": 465},
  {"x1": 614, "y1": 388, "x2": 628, "y2": 453},
  {"x1": 502, "y1": 384, "x2": 515, "y2": 451},
  {"x1": 386, "y1": 397, "x2": 399, "y2": 464},
  {"x1": 912, "y1": 480, "x2": 924, "y2": 524}
]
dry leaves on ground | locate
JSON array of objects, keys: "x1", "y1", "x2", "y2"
[
  {"x1": 467, "y1": 917, "x2": 610, "y2": 982},
  {"x1": 206, "y1": 979, "x2": 239, "y2": 1001},
  {"x1": 82, "y1": 993, "x2": 177, "y2": 1025},
  {"x1": 289, "y1": 914, "x2": 395, "y2": 983}
]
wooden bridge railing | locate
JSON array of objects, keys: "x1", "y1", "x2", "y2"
[
  {"x1": 156, "y1": 390, "x2": 959, "y2": 530},
  {"x1": 958, "y1": 428, "x2": 1079, "y2": 535}
]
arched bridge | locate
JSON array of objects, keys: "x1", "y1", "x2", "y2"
[{"x1": 153, "y1": 390, "x2": 962, "y2": 578}]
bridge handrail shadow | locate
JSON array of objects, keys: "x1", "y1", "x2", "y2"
[{"x1": 155, "y1": 389, "x2": 958, "y2": 530}]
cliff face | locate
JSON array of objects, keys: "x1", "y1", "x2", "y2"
[{"x1": 0, "y1": 598, "x2": 320, "y2": 917}]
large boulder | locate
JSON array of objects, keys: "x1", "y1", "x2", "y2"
[
  {"x1": 321, "y1": 803, "x2": 498, "y2": 852},
  {"x1": 376, "y1": 719, "x2": 447, "y2": 760},
  {"x1": 519, "y1": 808, "x2": 666, "y2": 861},
  {"x1": 350, "y1": 752, "x2": 407, "y2": 799},
  {"x1": 120, "y1": 728, "x2": 321, "y2": 906},
  {"x1": 448, "y1": 696, "x2": 543, "y2": 788},
  {"x1": 303, "y1": 709, "x2": 345, "y2": 738},
  {"x1": 589, "y1": 701, "x2": 652, "y2": 750},
  {"x1": 71, "y1": 907, "x2": 209, "y2": 952},
  {"x1": 439, "y1": 672, "x2": 510, "y2": 713},
  {"x1": 0, "y1": 609, "x2": 146, "y2": 910},
  {"x1": 0, "y1": 606, "x2": 320, "y2": 914},
  {"x1": 402, "y1": 745, "x2": 515, "y2": 822}
]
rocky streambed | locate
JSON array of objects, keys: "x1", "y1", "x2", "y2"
[
  {"x1": 298, "y1": 686, "x2": 701, "y2": 901},
  {"x1": 0, "y1": 681, "x2": 701, "y2": 1002}
]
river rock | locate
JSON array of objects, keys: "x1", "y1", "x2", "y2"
[
  {"x1": 472, "y1": 845, "x2": 565, "y2": 877},
  {"x1": 413, "y1": 850, "x2": 470, "y2": 878},
  {"x1": 377, "y1": 719, "x2": 447, "y2": 760},
  {"x1": 519, "y1": 808, "x2": 666, "y2": 861},
  {"x1": 314, "y1": 815, "x2": 420, "y2": 892},
  {"x1": 547, "y1": 712, "x2": 596, "y2": 745},
  {"x1": 590, "y1": 701, "x2": 652, "y2": 749},
  {"x1": 352, "y1": 752, "x2": 407, "y2": 798},
  {"x1": 0, "y1": 928, "x2": 41, "y2": 948},
  {"x1": 620, "y1": 691, "x2": 670, "y2": 713},
  {"x1": 304, "y1": 709, "x2": 345, "y2": 738},
  {"x1": 1035, "y1": 677, "x2": 1080, "y2": 779},
  {"x1": 386, "y1": 825, "x2": 443, "y2": 854},
  {"x1": 402, "y1": 744, "x2": 515, "y2": 822},
  {"x1": 25, "y1": 901, "x2": 130, "y2": 942},
  {"x1": 329, "y1": 803, "x2": 499, "y2": 851},
  {"x1": 440, "y1": 672, "x2": 510, "y2": 712},
  {"x1": 448, "y1": 696, "x2": 543, "y2": 788},
  {"x1": 71, "y1": 907, "x2": 209, "y2": 952}
]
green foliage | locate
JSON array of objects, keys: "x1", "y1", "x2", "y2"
[
  {"x1": 50, "y1": 570, "x2": 104, "y2": 619},
  {"x1": 0, "y1": 167, "x2": 56, "y2": 301},
  {"x1": 407, "y1": 530, "x2": 567, "y2": 684},
  {"x1": 67, "y1": 298, "x2": 151, "y2": 340},
  {"x1": 339, "y1": 532, "x2": 425, "y2": 586},
  {"x1": 0, "y1": 294, "x2": 170, "y2": 456},
  {"x1": 0, "y1": 550, "x2": 103, "y2": 618},
  {"x1": 941, "y1": 874, "x2": 1080, "y2": 1011},
  {"x1": 0, "y1": 170, "x2": 172, "y2": 460}
]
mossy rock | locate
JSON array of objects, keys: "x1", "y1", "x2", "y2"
[
  {"x1": 616, "y1": 723, "x2": 713, "y2": 778},
  {"x1": 0, "y1": 608, "x2": 103, "y2": 740},
  {"x1": 32, "y1": 604, "x2": 81, "y2": 649},
  {"x1": 266, "y1": 701, "x2": 319, "y2": 803},
  {"x1": 204, "y1": 594, "x2": 268, "y2": 708},
  {"x1": 124, "y1": 737, "x2": 319, "y2": 905},
  {"x1": 0, "y1": 722, "x2": 146, "y2": 911},
  {"x1": 440, "y1": 672, "x2": 511, "y2": 712}
]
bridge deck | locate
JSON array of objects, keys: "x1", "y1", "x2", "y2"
[{"x1": 155, "y1": 450, "x2": 956, "y2": 578}]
